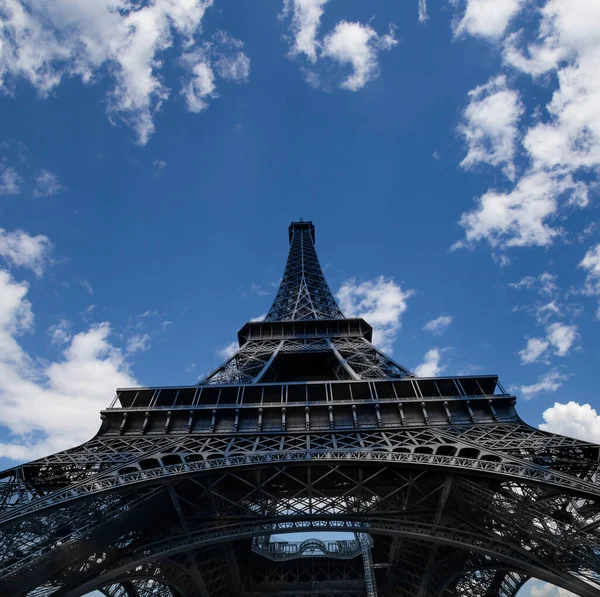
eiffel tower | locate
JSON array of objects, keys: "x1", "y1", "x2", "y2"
[{"x1": 1, "y1": 220, "x2": 599, "y2": 597}]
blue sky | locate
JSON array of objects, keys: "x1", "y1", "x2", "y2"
[{"x1": 0, "y1": 2, "x2": 599, "y2": 594}]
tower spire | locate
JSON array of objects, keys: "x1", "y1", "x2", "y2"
[{"x1": 265, "y1": 221, "x2": 344, "y2": 321}]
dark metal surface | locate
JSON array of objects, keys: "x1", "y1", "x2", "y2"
[{"x1": 1, "y1": 221, "x2": 599, "y2": 597}]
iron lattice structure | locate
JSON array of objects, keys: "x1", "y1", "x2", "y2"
[{"x1": 1, "y1": 221, "x2": 599, "y2": 597}]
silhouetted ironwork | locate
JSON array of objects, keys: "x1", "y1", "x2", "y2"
[{"x1": 1, "y1": 221, "x2": 599, "y2": 596}]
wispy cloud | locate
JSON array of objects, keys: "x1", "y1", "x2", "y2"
[
  {"x1": 217, "y1": 341, "x2": 238, "y2": 359},
  {"x1": 0, "y1": 228, "x2": 52, "y2": 277},
  {"x1": 517, "y1": 370, "x2": 569, "y2": 400},
  {"x1": 418, "y1": 0, "x2": 429, "y2": 24},
  {"x1": 33, "y1": 170, "x2": 65, "y2": 198},
  {"x1": 126, "y1": 333, "x2": 151, "y2": 355},
  {"x1": 79, "y1": 280, "x2": 94, "y2": 295},
  {"x1": 0, "y1": 164, "x2": 22, "y2": 196},
  {"x1": 423, "y1": 315, "x2": 453, "y2": 335}
]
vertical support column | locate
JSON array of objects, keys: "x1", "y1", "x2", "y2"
[{"x1": 358, "y1": 532, "x2": 378, "y2": 597}]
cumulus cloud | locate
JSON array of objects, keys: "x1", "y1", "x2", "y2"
[
  {"x1": 0, "y1": 1, "x2": 249, "y2": 144},
  {"x1": 0, "y1": 228, "x2": 52, "y2": 276},
  {"x1": 33, "y1": 169, "x2": 65, "y2": 198},
  {"x1": 0, "y1": 164, "x2": 22, "y2": 195},
  {"x1": 458, "y1": 75, "x2": 524, "y2": 179},
  {"x1": 518, "y1": 370, "x2": 568, "y2": 399},
  {"x1": 322, "y1": 21, "x2": 398, "y2": 91},
  {"x1": 282, "y1": 2, "x2": 397, "y2": 91},
  {"x1": 540, "y1": 401, "x2": 600, "y2": 443},
  {"x1": 423, "y1": 315, "x2": 453, "y2": 335},
  {"x1": 519, "y1": 322, "x2": 578, "y2": 364},
  {"x1": 217, "y1": 341, "x2": 238, "y2": 359},
  {"x1": 453, "y1": 1, "x2": 599, "y2": 253},
  {"x1": 453, "y1": 0, "x2": 524, "y2": 40},
  {"x1": 336, "y1": 276, "x2": 412, "y2": 354},
  {"x1": 414, "y1": 348, "x2": 445, "y2": 377},
  {"x1": 452, "y1": 171, "x2": 584, "y2": 250},
  {"x1": 0, "y1": 269, "x2": 136, "y2": 460}
]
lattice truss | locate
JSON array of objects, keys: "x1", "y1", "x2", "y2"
[
  {"x1": 202, "y1": 337, "x2": 410, "y2": 384},
  {"x1": 265, "y1": 224, "x2": 344, "y2": 322},
  {"x1": 1, "y1": 421, "x2": 600, "y2": 596}
]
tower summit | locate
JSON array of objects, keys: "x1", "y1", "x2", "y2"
[{"x1": 1, "y1": 222, "x2": 599, "y2": 597}]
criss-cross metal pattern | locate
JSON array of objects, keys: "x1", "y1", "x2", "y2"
[
  {"x1": 1, "y1": 221, "x2": 599, "y2": 597},
  {"x1": 265, "y1": 221, "x2": 344, "y2": 321}
]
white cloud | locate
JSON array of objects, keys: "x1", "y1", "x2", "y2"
[
  {"x1": 519, "y1": 322, "x2": 577, "y2": 364},
  {"x1": 48, "y1": 318, "x2": 72, "y2": 345},
  {"x1": 418, "y1": 0, "x2": 429, "y2": 24},
  {"x1": 518, "y1": 370, "x2": 568, "y2": 399},
  {"x1": 0, "y1": 1, "x2": 250, "y2": 145},
  {"x1": 509, "y1": 272, "x2": 558, "y2": 297},
  {"x1": 540, "y1": 401, "x2": 600, "y2": 443},
  {"x1": 0, "y1": 164, "x2": 22, "y2": 195},
  {"x1": 212, "y1": 30, "x2": 251, "y2": 82},
  {"x1": 250, "y1": 313, "x2": 267, "y2": 322},
  {"x1": 453, "y1": 1, "x2": 599, "y2": 253},
  {"x1": 336, "y1": 276, "x2": 412, "y2": 354},
  {"x1": 454, "y1": 0, "x2": 524, "y2": 40},
  {"x1": 580, "y1": 243, "x2": 600, "y2": 316},
  {"x1": 126, "y1": 333, "x2": 151, "y2": 355},
  {"x1": 519, "y1": 337, "x2": 550, "y2": 364},
  {"x1": 282, "y1": 0, "x2": 329, "y2": 62},
  {"x1": 217, "y1": 341, "x2": 238, "y2": 359},
  {"x1": 523, "y1": 580, "x2": 578, "y2": 597},
  {"x1": 181, "y1": 58, "x2": 216, "y2": 113},
  {"x1": 0, "y1": 269, "x2": 136, "y2": 460},
  {"x1": 153, "y1": 159, "x2": 167, "y2": 175},
  {"x1": 546, "y1": 321, "x2": 577, "y2": 356},
  {"x1": 322, "y1": 21, "x2": 398, "y2": 91},
  {"x1": 179, "y1": 30, "x2": 249, "y2": 113},
  {"x1": 80, "y1": 280, "x2": 94, "y2": 295},
  {"x1": 0, "y1": 228, "x2": 52, "y2": 276},
  {"x1": 33, "y1": 169, "x2": 65, "y2": 198},
  {"x1": 281, "y1": 3, "x2": 397, "y2": 91},
  {"x1": 414, "y1": 348, "x2": 445, "y2": 377},
  {"x1": 458, "y1": 75, "x2": 523, "y2": 179},
  {"x1": 423, "y1": 315, "x2": 453, "y2": 335},
  {"x1": 452, "y1": 171, "x2": 583, "y2": 250}
]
